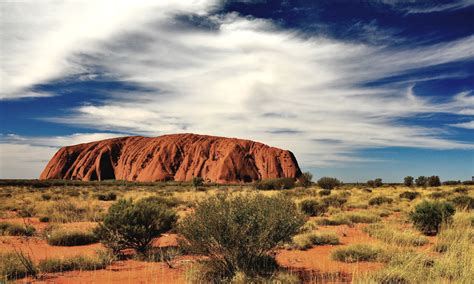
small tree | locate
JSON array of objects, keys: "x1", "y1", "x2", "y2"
[
  {"x1": 404, "y1": 176, "x2": 414, "y2": 187},
  {"x1": 374, "y1": 178, "x2": 383, "y2": 187},
  {"x1": 427, "y1": 176, "x2": 441, "y2": 187},
  {"x1": 317, "y1": 177, "x2": 341, "y2": 190},
  {"x1": 367, "y1": 180, "x2": 375, "y2": 187},
  {"x1": 415, "y1": 176, "x2": 428, "y2": 187},
  {"x1": 192, "y1": 176, "x2": 204, "y2": 188},
  {"x1": 300, "y1": 199, "x2": 328, "y2": 216},
  {"x1": 178, "y1": 193, "x2": 305, "y2": 280},
  {"x1": 299, "y1": 172, "x2": 313, "y2": 188},
  {"x1": 409, "y1": 201, "x2": 455, "y2": 235},
  {"x1": 94, "y1": 198, "x2": 177, "y2": 254}
]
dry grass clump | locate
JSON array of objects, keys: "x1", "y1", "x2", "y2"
[
  {"x1": 357, "y1": 213, "x2": 474, "y2": 283},
  {"x1": 291, "y1": 231, "x2": 340, "y2": 250},
  {"x1": 47, "y1": 229, "x2": 98, "y2": 246},
  {"x1": 0, "y1": 222, "x2": 35, "y2": 236},
  {"x1": 363, "y1": 224, "x2": 428, "y2": 246},
  {"x1": 38, "y1": 254, "x2": 108, "y2": 273},
  {"x1": 331, "y1": 244, "x2": 384, "y2": 263}
]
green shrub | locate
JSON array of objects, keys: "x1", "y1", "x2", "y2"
[
  {"x1": 255, "y1": 178, "x2": 295, "y2": 190},
  {"x1": 0, "y1": 252, "x2": 37, "y2": 281},
  {"x1": 47, "y1": 230, "x2": 98, "y2": 246},
  {"x1": 318, "y1": 189, "x2": 331, "y2": 196},
  {"x1": 449, "y1": 195, "x2": 474, "y2": 210},
  {"x1": 38, "y1": 255, "x2": 107, "y2": 273},
  {"x1": 94, "y1": 198, "x2": 177, "y2": 254},
  {"x1": 415, "y1": 176, "x2": 428, "y2": 187},
  {"x1": 317, "y1": 177, "x2": 341, "y2": 190},
  {"x1": 192, "y1": 176, "x2": 204, "y2": 187},
  {"x1": 39, "y1": 216, "x2": 50, "y2": 222},
  {"x1": 369, "y1": 196, "x2": 393, "y2": 206},
  {"x1": 452, "y1": 187, "x2": 468, "y2": 194},
  {"x1": 41, "y1": 193, "x2": 52, "y2": 200},
  {"x1": 299, "y1": 199, "x2": 328, "y2": 216},
  {"x1": 429, "y1": 191, "x2": 449, "y2": 199},
  {"x1": 298, "y1": 172, "x2": 313, "y2": 188},
  {"x1": 341, "y1": 212, "x2": 380, "y2": 223},
  {"x1": 139, "y1": 196, "x2": 180, "y2": 208},
  {"x1": 404, "y1": 176, "x2": 414, "y2": 187},
  {"x1": 331, "y1": 244, "x2": 383, "y2": 262},
  {"x1": 368, "y1": 178, "x2": 383, "y2": 188},
  {"x1": 399, "y1": 191, "x2": 420, "y2": 201},
  {"x1": 178, "y1": 193, "x2": 305, "y2": 280},
  {"x1": 292, "y1": 232, "x2": 340, "y2": 250},
  {"x1": 322, "y1": 195, "x2": 347, "y2": 208},
  {"x1": 315, "y1": 216, "x2": 352, "y2": 226},
  {"x1": 97, "y1": 192, "x2": 117, "y2": 201},
  {"x1": 427, "y1": 176, "x2": 441, "y2": 187},
  {"x1": 0, "y1": 222, "x2": 35, "y2": 236},
  {"x1": 363, "y1": 224, "x2": 428, "y2": 246},
  {"x1": 443, "y1": 180, "x2": 461, "y2": 186},
  {"x1": 409, "y1": 201, "x2": 455, "y2": 235}
]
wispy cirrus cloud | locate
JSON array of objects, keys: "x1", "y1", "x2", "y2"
[{"x1": 0, "y1": 1, "x2": 473, "y2": 174}]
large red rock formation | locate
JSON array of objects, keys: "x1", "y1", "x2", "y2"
[{"x1": 39, "y1": 133, "x2": 301, "y2": 183}]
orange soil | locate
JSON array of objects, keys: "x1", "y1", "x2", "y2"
[
  {"x1": 2, "y1": 221, "x2": 387, "y2": 283},
  {"x1": 18, "y1": 259, "x2": 188, "y2": 284},
  {"x1": 276, "y1": 224, "x2": 384, "y2": 276}
]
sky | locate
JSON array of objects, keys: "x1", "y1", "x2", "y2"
[{"x1": 0, "y1": 0, "x2": 473, "y2": 182}]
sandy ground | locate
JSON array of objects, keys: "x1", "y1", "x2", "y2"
[{"x1": 1, "y1": 218, "x2": 386, "y2": 283}]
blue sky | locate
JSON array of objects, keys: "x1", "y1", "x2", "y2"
[{"x1": 0, "y1": 0, "x2": 473, "y2": 182}]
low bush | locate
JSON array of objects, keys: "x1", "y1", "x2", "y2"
[
  {"x1": 47, "y1": 230, "x2": 98, "y2": 246},
  {"x1": 0, "y1": 251, "x2": 37, "y2": 281},
  {"x1": 38, "y1": 255, "x2": 107, "y2": 273},
  {"x1": 318, "y1": 189, "x2": 331, "y2": 196},
  {"x1": 399, "y1": 191, "x2": 420, "y2": 201},
  {"x1": 317, "y1": 177, "x2": 341, "y2": 190},
  {"x1": 315, "y1": 216, "x2": 352, "y2": 226},
  {"x1": 452, "y1": 187, "x2": 468, "y2": 194},
  {"x1": 331, "y1": 244, "x2": 383, "y2": 262},
  {"x1": 41, "y1": 193, "x2": 52, "y2": 200},
  {"x1": 449, "y1": 195, "x2": 474, "y2": 210},
  {"x1": 443, "y1": 180, "x2": 461, "y2": 186},
  {"x1": 429, "y1": 191, "x2": 449, "y2": 199},
  {"x1": 409, "y1": 201, "x2": 455, "y2": 235},
  {"x1": 0, "y1": 222, "x2": 35, "y2": 236},
  {"x1": 462, "y1": 180, "x2": 474, "y2": 185},
  {"x1": 404, "y1": 176, "x2": 414, "y2": 187},
  {"x1": 97, "y1": 192, "x2": 117, "y2": 201},
  {"x1": 322, "y1": 195, "x2": 348, "y2": 208},
  {"x1": 363, "y1": 224, "x2": 428, "y2": 246},
  {"x1": 39, "y1": 216, "x2": 50, "y2": 222},
  {"x1": 94, "y1": 198, "x2": 177, "y2": 254},
  {"x1": 298, "y1": 172, "x2": 313, "y2": 188},
  {"x1": 292, "y1": 232, "x2": 340, "y2": 250},
  {"x1": 255, "y1": 178, "x2": 295, "y2": 190},
  {"x1": 341, "y1": 212, "x2": 380, "y2": 224},
  {"x1": 299, "y1": 199, "x2": 328, "y2": 216},
  {"x1": 192, "y1": 176, "x2": 204, "y2": 187},
  {"x1": 367, "y1": 178, "x2": 383, "y2": 188},
  {"x1": 178, "y1": 193, "x2": 305, "y2": 280},
  {"x1": 368, "y1": 196, "x2": 393, "y2": 206}
]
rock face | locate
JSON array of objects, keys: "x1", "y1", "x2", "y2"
[{"x1": 40, "y1": 133, "x2": 301, "y2": 183}]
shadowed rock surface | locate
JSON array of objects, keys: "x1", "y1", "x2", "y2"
[{"x1": 39, "y1": 133, "x2": 301, "y2": 183}]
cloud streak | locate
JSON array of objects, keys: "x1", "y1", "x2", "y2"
[{"x1": 1, "y1": 1, "x2": 473, "y2": 174}]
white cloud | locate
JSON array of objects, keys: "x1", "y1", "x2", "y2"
[
  {"x1": 449, "y1": 121, "x2": 474, "y2": 129},
  {"x1": 0, "y1": 1, "x2": 473, "y2": 176}
]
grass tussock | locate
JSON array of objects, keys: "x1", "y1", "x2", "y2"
[
  {"x1": 363, "y1": 224, "x2": 429, "y2": 246},
  {"x1": 292, "y1": 231, "x2": 340, "y2": 250},
  {"x1": 38, "y1": 254, "x2": 108, "y2": 273},
  {"x1": 47, "y1": 229, "x2": 98, "y2": 246},
  {"x1": 356, "y1": 214, "x2": 474, "y2": 283},
  {"x1": 0, "y1": 222, "x2": 36, "y2": 236},
  {"x1": 331, "y1": 244, "x2": 384, "y2": 263}
]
